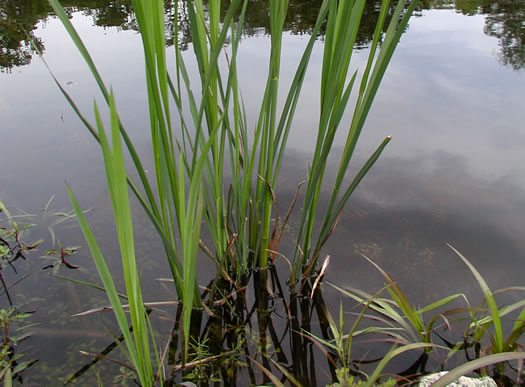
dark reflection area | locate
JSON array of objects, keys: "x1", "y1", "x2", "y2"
[
  {"x1": 160, "y1": 270, "x2": 341, "y2": 386},
  {"x1": 0, "y1": 0, "x2": 146, "y2": 72},
  {"x1": 221, "y1": 0, "x2": 405, "y2": 50},
  {"x1": 130, "y1": 150, "x2": 525, "y2": 384},
  {"x1": 72, "y1": 0, "x2": 135, "y2": 28},
  {"x1": 3, "y1": 0, "x2": 524, "y2": 72},
  {"x1": 62, "y1": 222, "x2": 525, "y2": 387},
  {"x1": 483, "y1": 2, "x2": 525, "y2": 70},
  {"x1": 0, "y1": 0, "x2": 48, "y2": 72},
  {"x1": 0, "y1": 0, "x2": 389, "y2": 73},
  {"x1": 62, "y1": 264, "x2": 445, "y2": 386},
  {"x1": 0, "y1": 0, "x2": 197, "y2": 70},
  {"x1": 71, "y1": 0, "x2": 192, "y2": 49}
]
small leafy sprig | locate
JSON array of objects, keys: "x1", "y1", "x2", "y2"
[
  {"x1": 0, "y1": 307, "x2": 36, "y2": 385},
  {"x1": 0, "y1": 201, "x2": 43, "y2": 306},
  {"x1": 42, "y1": 240, "x2": 80, "y2": 274}
]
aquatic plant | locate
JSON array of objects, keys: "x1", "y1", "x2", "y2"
[
  {"x1": 47, "y1": 0, "x2": 419, "y2": 381},
  {"x1": 445, "y1": 244, "x2": 525, "y2": 379},
  {"x1": 326, "y1": 246, "x2": 525, "y2": 384},
  {"x1": 303, "y1": 300, "x2": 405, "y2": 386},
  {"x1": 0, "y1": 200, "x2": 43, "y2": 306},
  {"x1": 60, "y1": 238, "x2": 525, "y2": 384},
  {"x1": 0, "y1": 199, "x2": 81, "y2": 384},
  {"x1": 0, "y1": 307, "x2": 36, "y2": 385},
  {"x1": 331, "y1": 254, "x2": 467, "y2": 349}
]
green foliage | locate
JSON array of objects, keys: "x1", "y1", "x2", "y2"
[
  {"x1": 184, "y1": 338, "x2": 221, "y2": 384},
  {"x1": 327, "y1": 247, "x2": 525, "y2": 384},
  {"x1": 112, "y1": 366, "x2": 137, "y2": 386},
  {"x1": 448, "y1": 245, "x2": 504, "y2": 353},
  {"x1": 306, "y1": 298, "x2": 434, "y2": 386},
  {"x1": 292, "y1": 0, "x2": 418, "y2": 284},
  {"x1": 327, "y1": 372, "x2": 396, "y2": 387},
  {"x1": 51, "y1": 0, "x2": 416, "y2": 288},
  {"x1": 65, "y1": 91, "x2": 157, "y2": 386},
  {"x1": 0, "y1": 201, "x2": 43, "y2": 262},
  {"x1": 42, "y1": 240, "x2": 80, "y2": 274},
  {"x1": 306, "y1": 301, "x2": 370, "y2": 385},
  {"x1": 0, "y1": 307, "x2": 35, "y2": 385},
  {"x1": 40, "y1": 0, "x2": 525, "y2": 383},
  {"x1": 0, "y1": 200, "x2": 43, "y2": 306},
  {"x1": 446, "y1": 244, "x2": 525, "y2": 375},
  {"x1": 328, "y1": 261, "x2": 465, "y2": 350},
  {"x1": 48, "y1": 0, "x2": 419, "y2": 377}
]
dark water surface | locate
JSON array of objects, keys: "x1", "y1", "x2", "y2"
[{"x1": 1, "y1": 0, "x2": 525, "y2": 384}]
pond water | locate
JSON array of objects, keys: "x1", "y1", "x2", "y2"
[{"x1": 1, "y1": 0, "x2": 525, "y2": 385}]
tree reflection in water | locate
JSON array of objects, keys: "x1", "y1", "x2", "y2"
[{"x1": 1, "y1": 0, "x2": 524, "y2": 72}]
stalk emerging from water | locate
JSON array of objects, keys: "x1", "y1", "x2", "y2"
[
  {"x1": 49, "y1": 0, "x2": 419, "y2": 369},
  {"x1": 292, "y1": 0, "x2": 420, "y2": 285}
]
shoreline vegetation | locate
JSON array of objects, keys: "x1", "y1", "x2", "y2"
[
  {"x1": 1, "y1": 0, "x2": 523, "y2": 385},
  {"x1": 2, "y1": 198, "x2": 525, "y2": 385}
]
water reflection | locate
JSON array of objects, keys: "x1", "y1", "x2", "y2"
[
  {"x1": 1, "y1": 0, "x2": 524, "y2": 72},
  {"x1": 221, "y1": 0, "x2": 400, "y2": 48},
  {"x1": 321, "y1": 149, "x2": 525, "y2": 303},
  {"x1": 482, "y1": 1, "x2": 525, "y2": 70},
  {"x1": 0, "y1": 0, "x2": 47, "y2": 71},
  {"x1": 77, "y1": 0, "x2": 135, "y2": 28},
  {"x1": 424, "y1": 0, "x2": 525, "y2": 70}
]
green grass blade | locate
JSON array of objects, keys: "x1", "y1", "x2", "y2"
[
  {"x1": 66, "y1": 183, "x2": 142, "y2": 381},
  {"x1": 361, "y1": 254, "x2": 425, "y2": 337},
  {"x1": 364, "y1": 343, "x2": 435, "y2": 387},
  {"x1": 417, "y1": 294, "x2": 467, "y2": 314},
  {"x1": 448, "y1": 244, "x2": 503, "y2": 353},
  {"x1": 51, "y1": 274, "x2": 128, "y2": 300},
  {"x1": 327, "y1": 281, "x2": 417, "y2": 342},
  {"x1": 312, "y1": 136, "x2": 391, "y2": 261},
  {"x1": 432, "y1": 352, "x2": 525, "y2": 387}
]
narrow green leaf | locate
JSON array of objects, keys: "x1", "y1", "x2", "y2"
[
  {"x1": 365, "y1": 343, "x2": 435, "y2": 387},
  {"x1": 66, "y1": 183, "x2": 140, "y2": 374},
  {"x1": 448, "y1": 244, "x2": 503, "y2": 353},
  {"x1": 432, "y1": 353, "x2": 525, "y2": 387},
  {"x1": 417, "y1": 294, "x2": 467, "y2": 314}
]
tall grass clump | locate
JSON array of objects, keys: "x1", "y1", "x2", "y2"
[
  {"x1": 292, "y1": 0, "x2": 417, "y2": 284},
  {"x1": 48, "y1": 0, "x2": 419, "y2": 372}
]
